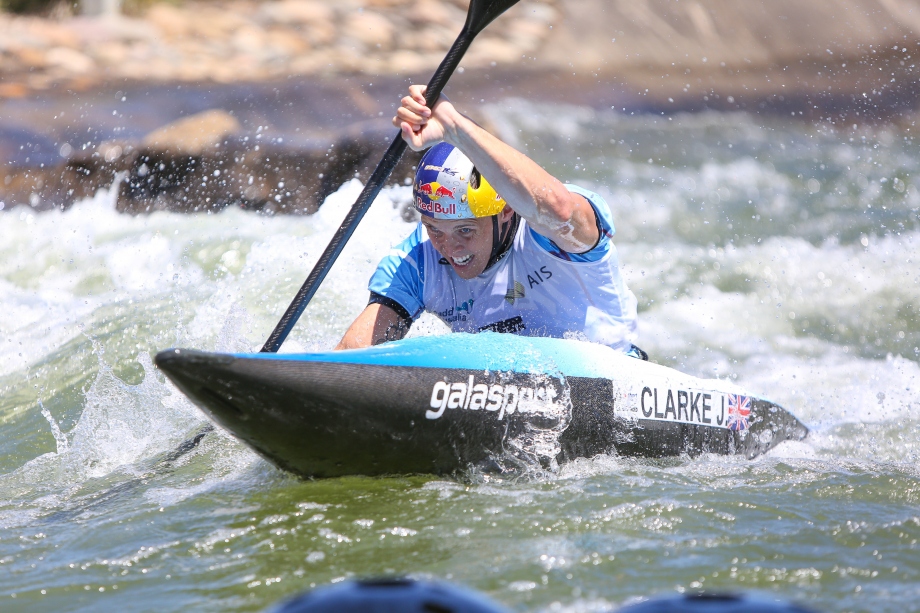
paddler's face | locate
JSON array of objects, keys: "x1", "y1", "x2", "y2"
[{"x1": 421, "y1": 215, "x2": 495, "y2": 279}]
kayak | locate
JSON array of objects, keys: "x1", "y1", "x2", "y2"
[{"x1": 154, "y1": 333, "x2": 808, "y2": 478}]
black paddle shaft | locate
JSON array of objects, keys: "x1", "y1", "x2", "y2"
[{"x1": 261, "y1": 0, "x2": 520, "y2": 353}]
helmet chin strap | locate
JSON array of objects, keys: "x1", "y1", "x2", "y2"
[{"x1": 484, "y1": 212, "x2": 519, "y2": 271}]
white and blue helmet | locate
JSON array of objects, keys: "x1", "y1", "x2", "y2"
[{"x1": 413, "y1": 143, "x2": 506, "y2": 220}]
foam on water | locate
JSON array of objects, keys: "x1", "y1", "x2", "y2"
[
  {"x1": 488, "y1": 99, "x2": 920, "y2": 465},
  {"x1": 1, "y1": 107, "x2": 915, "y2": 495},
  {"x1": 0, "y1": 179, "x2": 421, "y2": 518},
  {"x1": 4, "y1": 114, "x2": 914, "y2": 490},
  {"x1": 2, "y1": 101, "x2": 920, "y2": 612}
]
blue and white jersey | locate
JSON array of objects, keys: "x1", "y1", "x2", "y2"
[{"x1": 369, "y1": 185, "x2": 639, "y2": 351}]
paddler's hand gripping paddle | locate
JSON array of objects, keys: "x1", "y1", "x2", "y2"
[{"x1": 261, "y1": 0, "x2": 521, "y2": 353}]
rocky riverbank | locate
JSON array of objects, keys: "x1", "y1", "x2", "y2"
[
  {"x1": 4, "y1": 0, "x2": 920, "y2": 214},
  {"x1": 0, "y1": 0, "x2": 558, "y2": 97},
  {"x1": 3, "y1": 0, "x2": 920, "y2": 104}
]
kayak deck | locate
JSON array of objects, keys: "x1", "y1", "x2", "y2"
[{"x1": 155, "y1": 335, "x2": 808, "y2": 478}]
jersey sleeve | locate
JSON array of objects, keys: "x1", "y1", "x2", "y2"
[
  {"x1": 528, "y1": 184, "x2": 616, "y2": 263},
  {"x1": 367, "y1": 224, "x2": 427, "y2": 319}
]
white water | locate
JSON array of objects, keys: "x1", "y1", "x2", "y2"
[
  {"x1": 0, "y1": 178, "x2": 425, "y2": 516},
  {"x1": 2, "y1": 105, "x2": 919, "y2": 504},
  {"x1": 1, "y1": 104, "x2": 919, "y2": 612}
]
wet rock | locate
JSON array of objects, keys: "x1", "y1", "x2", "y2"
[
  {"x1": 141, "y1": 109, "x2": 242, "y2": 156},
  {"x1": 0, "y1": 154, "x2": 114, "y2": 212},
  {"x1": 115, "y1": 132, "x2": 420, "y2": 215},
  {"x1": 0, "y1": 116, "x2": 421, "y2": 216}
]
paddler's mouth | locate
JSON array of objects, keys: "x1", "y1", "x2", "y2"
[{"x1": 451, "y1": 253, "x2": 473, "y2": 267}]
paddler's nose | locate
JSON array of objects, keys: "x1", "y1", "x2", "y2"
[{"x1": 441, "y1": 235, "x2": 467, "y2": 258}]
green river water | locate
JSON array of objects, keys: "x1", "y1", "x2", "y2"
[{"x1": 1, "y1": 102, "x2": 919, "y2": 612}]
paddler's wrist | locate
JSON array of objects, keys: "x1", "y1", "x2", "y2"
[{"x1": 438, "y1": 110, "x2": 476, "y2": 150}]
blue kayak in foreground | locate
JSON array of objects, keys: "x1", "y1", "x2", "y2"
[{"x1": 154, "y1": 333, "x2": 808, "y2": 478}]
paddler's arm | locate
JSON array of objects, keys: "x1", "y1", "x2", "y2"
[
  {"x1": 394, "y1": 84, "x2": 600, "y2": 254},
  {"x1": 335, "y1": 303, "x2": 411, "y2": 350}
]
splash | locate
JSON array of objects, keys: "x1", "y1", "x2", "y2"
[
  {"x1": 38, "y1": 399, "x2": 68, "y2": 454},
  {"x1": 0, "y1": 351, "x2": 204, "y2": 498},
  {"x1": 499, "y1": 373, "x2": 573, "y2": 474}
]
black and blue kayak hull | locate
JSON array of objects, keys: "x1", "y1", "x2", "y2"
[{"x1": 154, "y1": 334, "x2": 808, "y2": 478}]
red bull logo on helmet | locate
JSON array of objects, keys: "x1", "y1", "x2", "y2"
[
  {"x1": 417, "y1": 182, "x2": 456, "y2": 202},
  {"x1": 415, "y1": 196, "x2": 457, "y2": 216}
]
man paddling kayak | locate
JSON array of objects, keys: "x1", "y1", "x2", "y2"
[{"x1": 337, "y1": 85, "x2": 641, "y2": 356}]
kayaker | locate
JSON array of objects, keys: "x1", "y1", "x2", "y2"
[{"x1": 336, "y1": 84, "x2": 642, "y2": 357}]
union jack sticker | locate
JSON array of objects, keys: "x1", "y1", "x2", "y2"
[{"x1": 726, "y1": 394, "x2": 751, "y2": 431}]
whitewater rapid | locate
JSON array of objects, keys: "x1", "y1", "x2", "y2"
[{"x1": 1, "y1": 102, "x2": 919, "y2": 612}]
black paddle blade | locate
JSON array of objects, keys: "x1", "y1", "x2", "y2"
[{"x1": 465, "y1": 0, "x2": 522, "y2": 36}]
